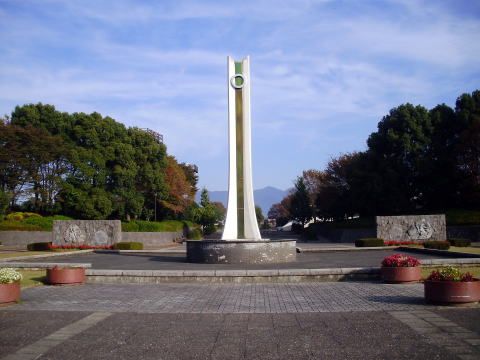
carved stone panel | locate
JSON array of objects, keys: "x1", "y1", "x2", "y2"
[
  {"x1": 376, "y1": 215, "x2": 446, "y2": 241},
  {"x1": 53, "y1": 220, "x2": 121, "y2": 246}
]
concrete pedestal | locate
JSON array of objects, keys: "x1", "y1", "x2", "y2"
[{"x1": 186, "y1": 239, "x2": 296, "y2": 264}]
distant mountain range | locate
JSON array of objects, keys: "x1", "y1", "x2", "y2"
[{"x1": 196, "y1": 186, "x2": 288, "y2": 215}]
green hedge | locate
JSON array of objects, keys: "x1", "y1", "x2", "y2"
[
  {"x1": 0, "y1": 221, "x2": 43, "y2": 231},
  {"x1": 5, "y1": 212, "x2": 41, "y2": 221},
  {"x1": 187, "y1": 228, "x2": 202, "y2": 240},
  {"x1": 121, "y1": 221, "x2": 139, "y2": 232},
  {"x1": 121, "y1": 220, "x2": 186, "y2": 232},
  {"x1": 23, "y1": 215, "x2": 72, "y2": 231},
  {"x1": 448, "y1": 238, "x2": 471, "y2": 247},
  {"x1": 0, "y1": 214, "x2": 73, "y2": 231},
  {"x1": 27, "y1": 242, "x2": 52, "y2": 251},
  {"x1": 113, "y1": 242, "x2": 143, "y2": 250},
  {"x1": 424, "y1": 241, "x2": 450, "y2": 250},
  {"x1": 446, "y1": 209, "x2": 480, "y2": 226},
  {"x1": 355, "y1": 238, "x2": 384, "y2": 247}
]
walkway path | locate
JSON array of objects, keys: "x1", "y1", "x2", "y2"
[
  {"x1": 1, "y1": 282, "x2": 479, "y2": 359},
  {"x1": 6, "y1": 282, "x2": 428, "y2": 313}
]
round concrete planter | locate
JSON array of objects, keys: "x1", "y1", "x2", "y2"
[
  {"x1": 381, "y1": 266, "x2": 421, "y2": 283},
  {"x1": 424, "y1": 279, "x2": 480, "y2": 304},
  {"x1": 186, "y1": 239, "x2": 296, "y2": 264},
  {"x1": 47, "y1": 268, "x2": 86, "y2": 285},
  {"x1": 0, "y1": 282, "x2": 21, "y2": 304}
]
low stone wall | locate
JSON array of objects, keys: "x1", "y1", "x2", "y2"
[
  {"x1": 0, "y1": 231, "x2": 183, "y2": 249},
  {"x1": 312, "y1": 224, "x2": 479, "y2": 243},
  {"x1": 377, "y1": 214, "x2": 446, "y2": 241},
  {"x1": 0, "y1": 231, "x2": 52, "y2": 247},
  {"x1": 186, "y1": 240, "x2": 297, "y2": 264},
  {"x1": 53, "y1": 220, "x2": 121, "y2": 247}
]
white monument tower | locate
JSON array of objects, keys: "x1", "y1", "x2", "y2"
[
  {"x1": 222, "y1": 56, "x2": 262, "y2": 240},
  {"x1": 186, "y1": 56, "x2": 295, "y2": 264}
]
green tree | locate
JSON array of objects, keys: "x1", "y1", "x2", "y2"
[
  {"x1": 454, "y1": 90, "x2": 480, "y2": 208},
  {"x1": 255, "y1": 205, "x2": 264, "y2": 225},
  {"x1": 194, "y1": 188, "x2": 220, "y2": 235},
  {"x1": 0, "y1": 190, "x2": 9, "y2": 219},
  {"x1": 424, "y1": 103, "x2": 458, "y2": 209},
  {"x1": 212, "y1": 201, "x2": 226, "y2": 223},
  {"x1": 289, "y1": 177, "x2": 312, "y2": 227},
  {"x1": 8, "y1": 103, "x2": 176, "y2": 220},
  {"x1": 367, "y1": 103, "x2": 432, "y2": 213}
]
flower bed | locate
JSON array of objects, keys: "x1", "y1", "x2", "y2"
[
  {"x1": 380, "y1": 254, "x2": 421, "y2": 283},
  {"x1": 49, "y1": 244, "x2": 113, "y2": 250},
  {"x1": 383, "y1": 240, "x2": 419, "y2": 246},
  {"x1": 27, "y1": 242, "x2": 113, "y2": 251},
  {"x1": 0, "y1": 268, "x2": 22, "y2": 304}
]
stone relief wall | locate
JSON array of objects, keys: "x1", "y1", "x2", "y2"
[
  {"x1": 376, "y1": 215, "x2": 446, "y2": 241},
  {"x1": 53, "y1": 220, "x2": 121, "y2": 246}
]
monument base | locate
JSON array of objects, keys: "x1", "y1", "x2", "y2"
[{"x1": 186, "y1": 239, "x2": 296, "y2": 264}]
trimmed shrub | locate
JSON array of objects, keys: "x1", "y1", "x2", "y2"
[
  {"x1": 423, "y1": 241, "x2": 450, "y2": 250},
  {"x1": 113, "y1": 242, "x2": 143, "y2": 250},
  {"x1": 448, "y1": 238, "x2": 471, "y2": 247},
  {"x1": 27, "y1": 242, "x2": 52, "y2": 251},
  {"x1": 6, "y1": 212, "x2": 41, "y2": 221},
  {"x1": 187, "y1": 228, "x2": 202, "y2": 240},
  {"x1": 355, "y1": 238, "x2": 384, "y2": 247}
]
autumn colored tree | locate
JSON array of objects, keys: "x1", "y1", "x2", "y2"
[
  {"x1": 161, "y1": 156, "x2": 195, "y2": 217},
  {"x1": 267, "y1": 202, "x2": 290, "y2": 227}
]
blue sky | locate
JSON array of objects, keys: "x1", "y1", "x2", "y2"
[{"x1": 1, "y1": 0, "x2": 479, "y2": 192}]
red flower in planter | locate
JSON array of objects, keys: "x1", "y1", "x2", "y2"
[
  {"x1": 427, "y1": 267, "x2": 475, "y2": 282},
  {"x1": 381, "y1": 254, "x2": 420, "y2": 267}
]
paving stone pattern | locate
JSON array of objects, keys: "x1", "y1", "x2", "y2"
[
  {"x1": 0, "y1": 311, "x2": 88, "y2": 356},
  {"x1": 7, "y1": 282, "x2": 434, "y2": 313},
  {"x1": 390, "y1": 310, "x2": 480, "y2": 360},
  {"x1": 2, "y1": 311, "x2": 473, "y2": 360},
  {"x1": 1, "y1": 312, "x2": 112, "y2": 360}
]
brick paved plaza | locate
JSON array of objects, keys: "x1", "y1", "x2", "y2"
[{"x1": 1, "y1": 282, "x2": 479, "y2": 359}]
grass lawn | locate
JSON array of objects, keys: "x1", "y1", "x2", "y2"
[
  {"x1": 0, "y1": 251, "x2": 53, "y2": 259},
  {"x1": 447, "y1": 246, "x2": 480, "y2": 255},
  {"x1": 0, "y1": 249, "x2": 83, "y2": 259},
  {"x1": 19, "y1": 269, "x2": 46, "y2": 288},
  {"x1": 421, "y1": 266, "x2": 480, "y2": 278}
]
